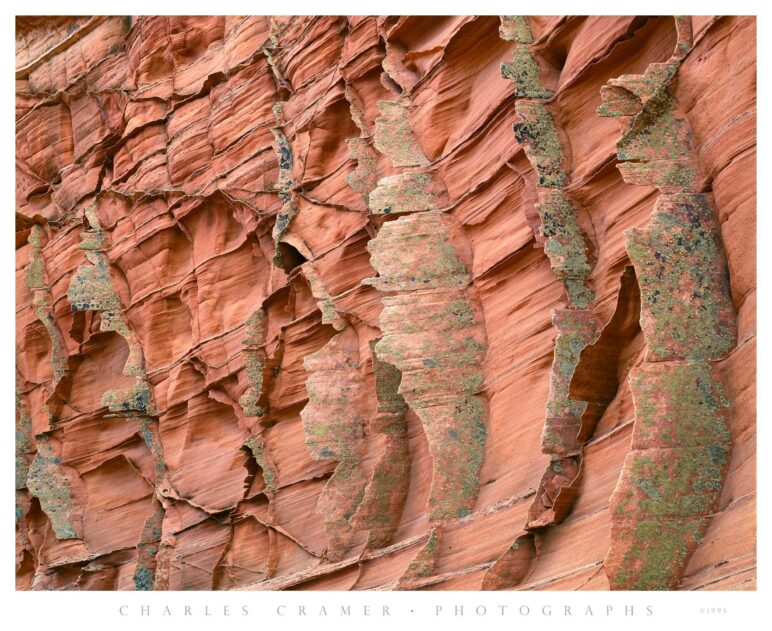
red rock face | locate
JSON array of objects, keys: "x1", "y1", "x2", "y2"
[{"x1": 16, "y1": 15, "x2": 755, "y2": 591}]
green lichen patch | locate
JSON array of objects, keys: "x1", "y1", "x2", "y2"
[
  {"x1": 375, "y1": 322, "x2": 486, "y2": 407},
  {"x1": 626, "y1": 193, "x2": 737, "y2": 361},
  {"x1": 629, "y1": 361, "x2": 731, "y2": 450},
  {"x1": 616, "y1": 95, "x2": 693, "y2": 163},
  {"x1": 26, "y1": 226, "x2": 69, "y2": 383},
  {"x1": 379, "y1": 291, "x2": 475, "y2": 334},
  {"x1": 67, "y1": 207, "x2": 126, "y2": 318},
  {"x1": 244, "y1": 435, "x2": 279, "y2": 493},
  {"x1": 618, "y1": 159, "x2": 698, "y2": 193},
  {"x1": 302, "y1": 337, "x2": 366, "y2": 460},
  {"x1": 84, "y1": 204, "x2": 101, "y2": 230},
  {"x1": 26, "y1": 436, "x2": 81, "y2": 540},
  {"x1": 317, "y1": 454, "x2": 369, "y2": 562},
  {"x1": 133, "y1": 499, "x2": 164, "y2": 591},
  {"x1": 355, "y1": 437, "x2": 410, "y2": 549},
  {"x1": 598, "y1": 61, "x2": 690, "y2": 164},
  {"x1": 242, "y1": 309, "x2": 267, "y2": 346},
  {"x1": 344, "y1": 138, "x2": 378, "y2": 202},
  {"x1": 600, "y1": 31, "x2": 737, "y2": 593},
  {"x1": 499, "y1": 16, "x2": 533, "y2": 43},
  {"x1": 600, "y1": 61, "x2": 679, "y2": 110},
  {"x1": 539, "y1": 308, "x2": 599, "y2": 456},
  {"x1": 302, "y1": 263, "x2": 346, "y2": 331},
  {"x1": 363, "y1": 212, "x2": 469, "y2": 292},
  {"x1": 419, "y1": 396, "x2": 487, "y2": 520},
  {"x1": 102, "y1": 379, "x2": 153, "y2": 415},
  {"x1": 271, "y1": 127, "x2": 294, "y2": 199},
  {"x1": 673, "y1": 16, "x2": 694, "y2": 60},
  {"x1": 608, "y1": 517, "x2": 706, "y2": 590},
  {"x1": 25, "y1": 225, "x2": 47, "y2": 290},
  {"x1": 536, "y1": 190, "x2": 594, "y2": 308},
  {"x1": 563, "y1": 279, "x2": 595, "y2": 310},
  {"x1": 138, "y1": 417, "x2": 166, "y2": 479},
  {"x1": 513, "y1": 101, "x2": 566, "y2": 188},
  {"x1": 271, "y1": 198, "x2": 300, "y2": 270},
  {"x1": 607, "y1": 361, "x2": 732, "y2": 590},
  {"x1": 545, "y1": 309, "x2": 600, "y2": 421},
  {"x1": 133, "y1": 561, "x2": 155, "y2": 591},
  {"x1": 362, "y1": 179, "x2": 490, "y2": 533},
  {"x1": 79, "y1": 227, "x2": 105, "y2": 251},
  {"x1": 16, "y1": 393, "x2": 34, "y2": 492},
  {"x1": 67, "y1": 257, "x2": 122, "y2": 313},
  {"x1": 368, "y1": 172, "x2": 437, "y2": 215},
  {"x1": 501, "y1": 45, "x2": 553, "y2": 99},
  {"x1": 373, "y1": 100, "x2": 429, "y2": 169},
  {"x1": 369, "y1": 223, "x2": 488, "y2": 521},
  {"x1": 37, "y1": 313, "x2": 68, "y2": 382},
  {"x1": 616, "y1": 445, "x2": 728, "y2": 518},
  {"x1": 597, "y1": 84, "x2": 643, "y2": 117},
  {"x1": 301, "y1": 330, "x2": 369, "y2": 560},
  {"x1": 270, "y1": 125, "x2": 300, "y2": 270},
  {"x1": 370, "y1": 343, "x2": 408, "y2": 428},
  {"x1": 349, "y1": 344, "x2": 411, "y2": 550},
  {"x1": 240, "y1": 351, "x2": 266, "y2": 417},
  {"x1": 621, "y1": 363, "x2": 731, "y2": 517},
  {"x1": 375, "y1": 293, "x2": 486, "y2": 519},
  {"x1": 16, "y1": 490, "x2": 30, "y2": 527},
  {"x1": 239, "y1": 390, "x2": 264, "y2": 418},
  {"x1": 239, "y1": 310, "x2": 269, "y2": 417},
  {"x1": 398, "y1": 528, "x2": 442, "y2": 585}
]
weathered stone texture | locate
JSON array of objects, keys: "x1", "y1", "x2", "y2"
[{"x1": 16, "y1": 15, "x2": 755, "y2": 591}]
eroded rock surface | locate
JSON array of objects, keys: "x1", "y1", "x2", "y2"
[{"x1": 16, "y1": 15, "x2": 755, "y2": 591}]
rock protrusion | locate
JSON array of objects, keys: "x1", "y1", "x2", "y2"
[{"x1": 599, "y1": 16, "x2": 738, "y2": 590}]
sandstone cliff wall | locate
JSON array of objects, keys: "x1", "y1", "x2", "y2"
[{"x1": 15, "y1": 15, "x2": 756, "y2": 590}]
